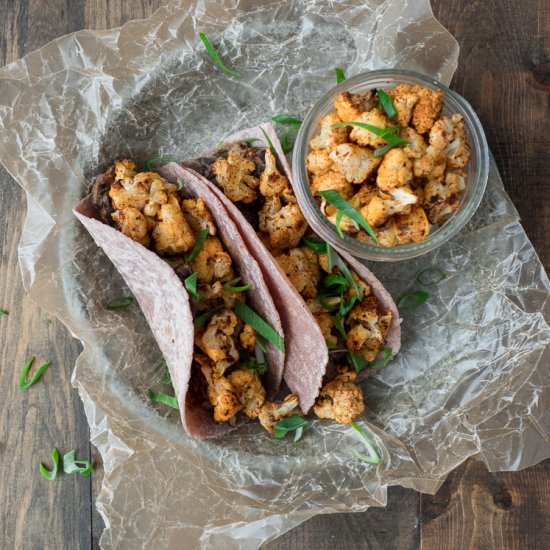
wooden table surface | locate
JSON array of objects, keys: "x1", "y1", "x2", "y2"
[{"x1": 1, "y1": 1, "x2": 549, "y2": 548}]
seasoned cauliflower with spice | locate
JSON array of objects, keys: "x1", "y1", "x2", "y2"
[
  {"x1": 309, "y1": 113, "x2": 349, "y2": 150},
  {"x1": 446, "y1": 114, "x2": 470, "y2": 168},
  {"x1": 212, "y1": 154, "x2": 259, "y2": 203},
  {"x1": 192, "y1": 236, "x2": 233, "y2": 284},
  {"x1": 239, "y1": 324, "x2": 256, "y2": 351},
  {"x1": 181, "y1": 198, "x2": 216, "y2": 236},
  {"x1": 311, "y1": 170, "x2": 354, "y2": 199},
  {"x1": 401, "y1": 127, "x2": 427, "y2": 159},
  {"x1": 376, "y1": 149, "x2": 414, "y2": 192},
  {"x1": 388, "y1": 85, "x2": 420, "y2": 127},
  {"x1": 259, "y1": 148, "x2": 289, "y2": 198},
  {"x1": 152, "y1": 195, "x2": 196, "y2": 255},
  {"x1": 258, "y1": 394, "x2": 301, "y2": 433},
  {"x1": 329, "y1": 143, "x2": 382, "y2": 184},
  {"x1": 334, "y1": 90, "x2": 374, "y2": 122},
  {"x1": 349, "y1": 109, "x2": 389, "y2": 148},
  {"x1": 393, "y1": 206, "x2": 431, "y2": 244},
  {"x1": 363, "y1": 186, "x2": 418, "y2": 227},
  {"x1": 313, "y1": 367, "x2": 365, "y2": 424},
  {"x1": 411, "y1": 86, "x2": 443, "y2": 134},
  {"x1": 199, "y1": 309, "x2": 239, "y2": 375},
  {"x1": 112, "y1": 207, "x2": 149, "y2": 245},
  {"x1": 227, "y1": 368, "x2": 266, "y2": 419},
  {"x1": 275, "y1": 247, "x2": 321, "y2": 299},
  {"x1": 201, "y1": 365, "x2": 242, "y2": 422},
  {"x1": 306, "y1": 149, "x2": 333, "y2": 175},
  {"x1": 259, "y1": 196, "x2": 307, "y2": 250}
]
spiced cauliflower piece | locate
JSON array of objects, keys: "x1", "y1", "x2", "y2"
[
  {"x1": 109, "y1": 173, "x2": 150, "y2": 211},
  {"x1": 424, "y1": 171, "x2": 466, "y2": 225},
  {"x1": 259, "y1": 148, "x2": 289, "y2": 198},
  {"x1": 393, "y1": 206, "x2": 431, "y2": 244},
  {"x1": 334, "y1": 90, "x2": 374, "y2": 122},
  {"x1": 239, "y1": 324, "x2": 256, "y2": 351},
  {"x1": 349, "y1": 109, "x2": 389, "y2": 148},
  {"x1": 201, "y1": 365, "x2": 242, "y2": 422},
  {"x1": 329, "y1": 143, "x2": 382, "y2": 184},
  {"x1": 413, "y1": 145, "x2": 447, "y2": 180},
  {"x1": 313, "y1": 367, "x2": 364, "y2": 424},
  {"x1": 313, "y1": 310, "x2": 337, "y2": 347},
  {"x1": 362, "y1": 186, "x2": 418, "y2": 227},
  {"x1": 275, "y1": 247, "x2": 321, "y2": 299},
  {"x1": 181, "y1": 197, "x2": 216, "y2": 236},
  {"x1": 198, "y1": 281, "x2": 242, "y2": 309},
  {"x1": 446, "y1": 114, "x2": 470, "y2": 168},
  {"x1": 388, "y1": 84, "x2": 420, "y2": 127},
  {"x1": 309, "y1": 113, "x2": 349, "y2": 150},
  {"x1": 212, "y1": 154, "x2": 259, "y2": 204},
  {"x1": 227, "y1": 368, "x2": 266, "y2": 419},
  {"x1": 200, "y1": 309, "x2": 240, "y2": 375},
  {"x1": 349, "y1": 184, "x2": 379, "y2": 211},
  {"x1": 401, "y1": 127, "x2": 427, "y2": 159},
  {"x1": 111, "y1": 207, "x2": 149, "y2": 245},
  {"x1": 258, "y1": 394, "x2": 301, "y2": 433},
  {"x1": 311, "y1": 170, "x2": 354, "y2": 199},
  {"x1": 259, "y1": 196, "x2": 307, "y2": 250},
  {"x1": 306, "y1": 149, "x2": 333, "y2": 175},
  {"x1": 152, "y1": 195, "x2": 196, "y2": 255},
  {"x1": 192, "y1": 236, "x2": 233, "y2": 284},
  {"x1": 376, "y1": 148, "x2": 414, "y2": 192},
  {"x1": 114, "y1": 159, "x2": 136, "y2": 184},
  {"x1": 412, "y1": 87, "x2": 443, "y2": 134}
]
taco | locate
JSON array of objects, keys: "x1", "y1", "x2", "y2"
[
  {"x1": 158, "y1": 124, "x2": 401, "y2": 419},
  {"x1": 75, "y1": 159, "x2": 289, "y2": 438}
]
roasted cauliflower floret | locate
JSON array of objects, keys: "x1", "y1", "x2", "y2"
[
  {"x1": 334, "y1": 90, "x2": 374, "y2": 122},
  {"x1": 362, "y1": 186, "x2": 418, "y2": 227},
  {"x1": 109, "y1": 174, "x2": 150, "y2": 211},
  {"x1": 313, "y1": 310, "x2": 337, "y2": 347},
  {"x1": 393, "y1": 206, "x2": 430, "y2": 244},
  {"x1": 376, "y1": 148, "x2": 413, "y2": 192},
  {"x1": 259, "y1": 148, "x2": 289, "y2": 198},
  {"x1": 181, "y1": 198, "x2": 216, "y2": 236},
  {"x1": 349, "y1": 109, "x2": 389, "y2": 148},
  {"x1": 200, "y1": 309, "x2": 239, "y2": 375},
  {"x1": 192, "y1": 236, "x2": 233, "y2": 284},
  {"x1": 275, "y1": 247, "x2": 321, "y2": 299},
  {"x1": 309, "y1": 113, "x2": 349, "y2": 150},
  {"x1": 227, "y1": 368, "x2": 266, "y2": 419},
  {"x1": 388, "y1": 85, "x2": 420, "y2": 127},
  {"x1": 152, "y1": 195, "x2": 196, "y2": 255},
  {"x1": 212, "y1": 154, "x2": 259, "y2": 204},
  {"x1": 313, "y1": 368, "x2": 364, "y2": 424},
  {"x1": 429, "y1": 116, "x2": 455, "y2": 152},
  {"x1": 311, "y1": 170, "x2": 354, "y2": 199},
  {"x1": 201, "y1": 365, "x2": 242, "y2": 422},
  {"x1": 306, "y1": 149, "x2": 333, "y2": 175},
  {"x1": 111, "y1": 207, "x2": 149, "y2": 245},
  {"x1": 329, "y1": 143, "x2": 382, "y2": 184},
  {"x1": 446, "y1": 114, "x2": 470, "y2": 168},
  {"x1": 413, "y1": 145, "x2": 447, "y2": 180},
  {"x1": 412, "y1": 87, "x2": 443, "y2": 134},
  {"x1": 239, "y1": 324, "x2": 256, "y2": 351},
  {"x1": 423, "y1": 171, "x2": 466, "y2": 225},
  {"x1": 259, "y1": 196, "x2": 307, "y2": 250},
  {"x1": 401, "y1": 127, "x2": 427, "y2": 159},
  {"x1": 114, "y1": 159, "x2": 137, "y2": 184},
  {"x1": 258, "y1": 394, "x2": 301, "y2": 433}
]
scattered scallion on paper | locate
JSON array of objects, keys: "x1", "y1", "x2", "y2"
[
  {"x1": 40, "y1": 448, "x2": 60, "y2": 481},
  {"x1": 184, "y1": 272, "x2": 199, "y2": 300},
  {"x1": 369, "y1": 347, "x2": 393, "y2": 370},
  {"x1": 145, "y1": 156, "x2": 174, "y2": 171},
  {"x1": 193, "y1": 304, "x2": 225, "y2": 328},
  {"x1": 199, "y1": 32, "x2": 242, "y2": 78},
  {"x1": 19, "y1": 356, "x2": 51, "y2": 390},
  {"x1": 416, "y1": 267, "x2": 446, "y2": 287},
  {"x1": 234, "y1": 300, "x2": 285, "y2": 353},
  {"x1": 319, "y1": 190, "x2": 378, "y2": 242},
  {"x1": 272, "y1": 415, "x2": 309, "y2": 441},
  {"x1": 335, "y1": 67, "x2": 346, "y2": 84},
  {"x1": 185, "y1": 228, "x2": 209, "y2": 263},
  {"x1": 0, "y1": 309, "x2": 8, "y2": 317},
  {"x1": 105, "y1": 296, "x2": 134, "y2": 310},
  {"x1": 148, "y1": 389, "x2": 179, "y2": 410},
  {"x1": 397, "y1": 290, "x2": 429, "y2": 309},
  {"x1": 271, "y1": 114, "x2": 302, "y2": 126},
  {"x1": 351, "y1": 421, "x2": 381, "y2": 465},
  {"x1": 63, "y1": 450, "x2": 93, "y2": 477}
]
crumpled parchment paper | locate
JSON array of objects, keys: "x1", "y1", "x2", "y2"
[{"x1": 1, "y1": 1, "x2": 549, "y2": 548}]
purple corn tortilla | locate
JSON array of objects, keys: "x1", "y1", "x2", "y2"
[
  {"x1": 166, "y1": 123, "x2": 401, "y2": 393},
  {"x1": 74, "y1": 170, "x2": 285, "y2": 438}
]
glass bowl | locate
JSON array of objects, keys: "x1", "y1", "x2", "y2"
[{"x1": 292, "y1": 69, "x2": 489, "y2": 262}]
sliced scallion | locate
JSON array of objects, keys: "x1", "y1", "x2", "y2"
[
  {"x1": 193, "y1": 304, "x2": 224, "y2": 328},
  {"x1": 145, "y1": 156, "x2": 174, "y2": 171},
  {"x1": 40, "y1": 448, "x2": 59, "y2": 481},
  {"x1": 351, "y1": 421, "x2": 381, "y2": 464},
  {"x1": 335, "y1": 210, "x2": 345, "y2": 239},
  {"x1": 199, "y1": 32, "x2": 242, "y2": 78},
  {"x1": 335, "y1": 67, "x2": 346, "y2": 84},
  {"x1": 331, "y1": 121, "x2": 408, "y2": 147},
  {"x1": 223, "y1": 277, "x2": 252, "y2": 293},
  {"x1": 185, "y1": 228, "x2": 209, "y2": 263},
  {"x1": 184, "y1": 272, "x2": 199, "y2": 300},
  {"x1": 397, "y1": 291, "x2": 429, "y2": 309},
  {"x1": 272, "y1": 415, "x2": 309, "y2": 440},
  {"x1": 271, "y1": 115, "x2": 303, "y2": 126},
  {"x1": 176, "y1": 178, "x2": 186, "y2": 190},
  {"x1": 19, "y1": 356, "x2": 51, "y2": 390},
  {"x1": 416, "y1": 267, "x2": 446, "y2": 287},
  {"x1": 376, "y1": 89, "x2": 397, "y2": 120},
  {"x1": 148, "y1": 389, "x2": 179, "y2": 410},
  {"x1": 302, "y1": 236, "x2": 328, "y2": 254},
  {"x1": 369, "y1": 347, "x2": 393, "y2": 370},
  {"x1": 63, "y1": 450, "x2": 93, "y2": 477},
  {"x1": 0, "y1": 309, "x2": 8, "y2": 317},
  {"x1": 105, "y1": 296, "x2": 134, "y2": 310},
  {"x1": 234, "y1": 300, "x2": 285, "y2": 353},
  {"x1": 260, "y1": 126, "x2": 284, "y2": 172},
  {"x1": 374, "y1": 143, "x2": 396, "y2": 158}
]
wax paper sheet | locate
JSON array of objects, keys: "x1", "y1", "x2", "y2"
[{"x1": 1, "y1": 0, "x2": 549, "y2": 548}]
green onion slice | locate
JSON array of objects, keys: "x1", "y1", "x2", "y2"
[
  {"x1": 351, "y1": 421, "x2": 381, "y2": 464},
  {"x1": 272, "y1": 414, "x2": 309, "y2": 440},
  {"x1": 335, "y1": 67, "x2": 346, "y2": 84},
  {"x1": 63, "y1": 450, "x2": 93, "y2": 477},
  {"x1": 376, "y1": 89, "x2": 397, "y2": 120},
  {"x1": 331, "y1": 121, "x2": 408, "y2": 147},
  {"x1": 40, "y1": 448, "x2": 59, "y2": 481},
  {"x1": 259, "y1": 126, "x2": 284, "y2": 172},
  {"x1": 184, "y1": 272, "x2": 199, "y2": 300},
  {"x1": 161, "y1": 367, "x2": 172, "y2": 386},
  {"x1": 19, "y1": 356, "x2": 51, "y2": 390},
  {"x1": 176, "y1": 178, "x2": 186, "y2": 190},
  {"x1": 302, "y1": 236, "x2": 328, "y2": 254},
  {"x1": 348, "y1": 351, "x2": 368, "y2": 373},
  {"x1": 323, "y1": 273, "x2": 349, "y2": 294},
  {"x1": 332, "y1": 314, "x2": 347, "y2": 340},
  {"x1": 243, "y1": 361, "x2": 267, "y2": 375},
  {"x1": 280, "y1": 126, "x2": 299, "y2": 155},
  {"x1": 335, "y1": 210, "x2": 345, "y2": 239},
  {"x1": 416, "y1": 267, "x2": 446, "y2": 287},
  {"x1": 244, "y1": 137, "x2": 262, "y2": 145},
  {"x1": 369, "y1": 347, "x2": 393, "y2": 370},
  {"x1": 148, "y1": 389, "x2": 179, "y2": 410},
  {"x1": 333, "y1": 254, "x2": 360, "y2": 301},
  {"x1": 319, "y1": 295, "x2": 342, "y2": 312},
  {"x1": 185, "y1": 228, "x2": 209, "y2": 263},
  {"x1": 327, "y1": 243, "x2": 338, "y2": 272},
  {"x1": 145, "y1": 156, "x2": 174, "y2": 171},
  {"x1": 271, "y1": 114, "x2": 303, "y2": 126},
  {"x1": 0, "y1": 309, "x2": 8, "y2": 317},
  {"x1": 105, "y1": 296, "x2": 134, "y2": 310},
  {"x1": 198, "y1": 32, "x2": 242, "y2": 78},
  {"x1": 255, "y1": 334, "x2": 268, "y2": 354},
  {"x1": 193, "y1": 304, "x2": 225, "y2": 328},
  {"x1": 319, "y1": 190, "x2": 378, "y2": 242},
  {"x1": 223, "y1": 277, "x2": 252, "y2": 293},
  {"x1": 373, "y1": 143, "x2": 396, "y2": 158},
  {"x1": 397, "y1": 290, "x2": 429, "y2": 309},
  {"x1": 234, "y1": 300, "x2": 285, "y2": 353}
]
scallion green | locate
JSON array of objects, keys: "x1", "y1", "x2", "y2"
[
  {"x1": 272, "y1": 415, "x2": 309, "y2": 440},
  {"x1": 331, "y1": 121, "x2": 408, "y2": 147},
  {"x1": 148, "y1": 389, "x2": 179, "y2": 410},
  {"x1": 416, "y1": 267, "x2": 446, "y2": 287},
  {"x1": 40, "y1": 448, "x2": 59, "y2": 481},
  {"x1": 271, "y1": 115, "x2": 303, "y2": 126},
  {"x1": 199, "y1": 32, "x2": 242, "y2": 78},
  {"x1": 185, "y1": 228, "x2": 209, "y2": 263},
  {"x1": 234, "y1": 300, "x2": 285, "y2": 353},
  {"x1": 397, "y1": 291, "x2": 429, "y2": 309},
  {"x1": 369, "y1": 347, "x2": 393, "y2": 370},
  {"x1": 193, "y1": 304, "x2": 224, "y2": 328},
  {"x1": 184, "y1": 272, "x2": 199, "y2": 300},
  {"x1": 63, "y1": 450, "x2": 93, "y2": 477},
  {"x1": 351, "y1": 421, "x2": 381, "y2": 464},
  {"x1": 223, "y1": 277, "x2": 252, "y2": 293},
  {"x1": 145, "y1": 156, "x2": 174, "y2": 171},
  {"x1": 19, "y1": 356, "x2": 51, "y2": 390},
  {"x1": 335, "y1": 68, "x2": 346, "y2": 84},
  {"x1": 376, "y1": 89, "x2": 397, "y2": 120},
  {"x1": 105, "y1": 296, "x2": 134, "y2": 310},
  {"x1": 0, "y1": 309, "x2": 8, "y2": 317}
]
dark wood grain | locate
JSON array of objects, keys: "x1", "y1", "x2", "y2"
[{"x1": 0, "y1": 1, "x2": 549, "y2": 549}]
